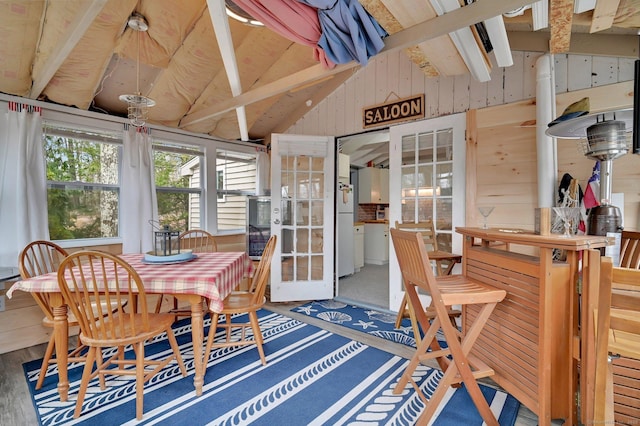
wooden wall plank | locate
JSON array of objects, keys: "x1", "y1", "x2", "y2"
[
  {"x1": 438, "y1": 74, "x2": 455, "y2": 115},
  {"x1": 475, "y1": 99, "x2": 537, "y2": 127},
  {"x1": 555, "y1": 80, "x2": 633, "y2": 114},
  {"x1": 523, "y1": 52, "x2": 543, "y2": 99},
  {"x1": 397, "y1": 50, "x2": 413, "y2": 98},
  {"x1": 555, "y1": 54, "x2": 569, "y2": 93},
  {"x1": 469, "y1": 75, "x2": 488, "y2": 110},
  {"x1": 486, "y1": 54, "x2": 504, "y2": 107},
  {"x1": 592, "y1": 56, "x2": 617, "y2": 87},
  {"x1": 364, "y1": 60, "x2": 377, "y2": 108},
  {"x1": 334, "y1": 84, "x2": 346, "y2": 135},
  {"x1": 354, "y1": 67, "x2": 365, "y2": 130},
  {"x1": 618, "y1": 57, "x2": 635, "y2": 82},
  {"x1": 424, "y1": 76, "x2": 438, "y2": 118},
  {"x1": 453, "y1": 73, "x2": 471, "y2": 112},
  {"x1": 568, "y1": 55, "x2": 593, "y2": 91},
  {"x1": 387, "y1": 50, "x2": 401, "y2": 98},
  {"x1": 345, "y1": 71, "x2": 356, "y2": 134},
  {"x1": 375, "y1": 53, "x2": 388, "y2": 105},
  {"x1": 411, "y1": 56, "x2": 426, "y2": 98},
  {"x1": 324, "y1": 87, "x2": 335, "y2": 135},
  {"x1": 505, "y1": 51, "x2": 525, "y2": 103}
]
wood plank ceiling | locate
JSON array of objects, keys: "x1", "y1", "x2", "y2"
[{"x1": 0, "y1": 0, "x2": 638, "y2": 142}]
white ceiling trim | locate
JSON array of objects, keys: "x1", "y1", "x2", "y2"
[
  {"x1": 206, "y1": 0, "x2": 249, "y2": 141},
  {"x1": 430, "y1": 0, "x2": 491, "y2": 82},
  {"x1": 484, "y1": 15, "x2": 513, "y2": 67},
  {"x1": 30, "y1": 0, "x2": 107, "y2": 99},
  {"x1": 532, "y1": 0, "x2": 549, "y2": 31}
]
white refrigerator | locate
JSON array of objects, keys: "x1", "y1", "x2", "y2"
[{"x1": 337, "y1": 181, "x2": 355, "y2": 277}]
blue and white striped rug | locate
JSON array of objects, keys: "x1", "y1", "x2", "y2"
[
  {"x1": 23, "y1": 310, "x2": 519, "y2": 425},
  {"x1": 293, "y1": 300, "x2": 447, "y2": 348}
]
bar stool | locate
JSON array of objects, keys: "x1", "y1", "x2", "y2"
[{"x1": 390, "y1": 228, "x2": 506, "y2": 425}]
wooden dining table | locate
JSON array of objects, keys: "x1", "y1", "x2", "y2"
[{"x1": 7, "y1": 251, "x2": 253, "y2": 401}]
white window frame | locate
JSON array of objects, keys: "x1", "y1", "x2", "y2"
[{"x1": 43, "y1": 122, "x2": 123, "y2": 247}]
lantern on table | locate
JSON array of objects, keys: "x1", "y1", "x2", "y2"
[{"x1": 154, "y1": 225, "x2": 180, "y2": 256}]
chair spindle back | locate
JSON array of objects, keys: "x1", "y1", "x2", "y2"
[{"x1": 57, "y1": 251, "x2": 147, "y2": 341}]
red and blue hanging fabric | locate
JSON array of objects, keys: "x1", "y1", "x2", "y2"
[
  {"x1": 232, "y1": 0, "x2": 336, "y2": 69},
  {"x1": 296, "y1": 0, "x2": 388, "y2": 66}
]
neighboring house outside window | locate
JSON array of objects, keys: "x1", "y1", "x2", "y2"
[
  {"x1": 154, "y1": 142, "x2": 203, "y2": 233},
  {"x1": 216, "y1": 149, "x2": 257, "y2": 232},
  {"x1": 217, "y1": 169, "x2": 225, "y2": 201}
]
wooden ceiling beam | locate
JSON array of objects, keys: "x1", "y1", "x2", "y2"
[
  {"x1": 179, "y1": 0, "x2": 534, "y2": 127},
  {"x1": 206, "y1": 0, "x2": 249, "y2": 141},
  {"x1": 30, "y1": 0, "x2": 107, "y2": 99},
  {"x1": 590, "y1": 0, "x2": 620, "y2": 33},
  {"x1": 508, "y1": 31, "x2": 639, "y2": 57},
  {"x1": 549, "y1": 0, "x2": 574, "y2": 53}
]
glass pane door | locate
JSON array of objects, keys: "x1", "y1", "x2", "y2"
[
  {"x1": 400, "y1": 129, "x2": 455, "y2": 252},
  {"x1": 389, "y1": 114, "x2": 466, "y2": 311},
  {"x1": 270, "y1": 134, "x2": 334, "y2": 302},
  {"x1": 280, "y1": 155, "x2": 325, "y2": 282}
]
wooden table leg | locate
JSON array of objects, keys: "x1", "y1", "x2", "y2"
[
  {"x1": 177, "y1": 295, "x2": 205, "y2": 396},
  {"x1": 50, "y1": 293, "x2": 69, "y2": 402}
]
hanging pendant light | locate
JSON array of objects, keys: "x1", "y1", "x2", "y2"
[{"x1": 119, "y1": 13, "x2": 155, "y2": 127}]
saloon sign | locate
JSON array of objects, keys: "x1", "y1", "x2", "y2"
[{"x1": 363, "y1": 94, "x2": 424, "y2": 129}]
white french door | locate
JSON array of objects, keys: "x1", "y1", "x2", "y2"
[
  {"x1": 388, "y1": 113, "x2": 466, "y2": 311},
  {"x1": 270, "y1": 133, "x2": 335, "y2": 302}
]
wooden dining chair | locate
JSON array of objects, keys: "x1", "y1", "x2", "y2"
[
  {"x1": 179, "y1": 229, "x2": 218, "y2": 253},
  {"x1": 393, "y1": 221, "x2": 462, "y2": 342},
  {"x1": 57, "y1": 250, "x2": 187, "y2": 420},
  {"x1": 390, "y1": 228, "x2": 506, "y2": 425},
  {"x1": 203, "y1": 235, "x2": 277, "y2": 366},
  {"x1": 619, "y1": 229, "x2": 640, "y2": 269},
  {"x1": 593, "y1": 257, "x2": 640, "y2": 423},
  {"x1": 18, "y1": 240, "x2": 76, "y2": 390},
  {"x1": 155, "y1": 229, "x2": 218, "y2": 315}
]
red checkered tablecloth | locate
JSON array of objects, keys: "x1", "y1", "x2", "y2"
[{"x1": 7, "y1": 252, "x2": 253, "y2": 313}]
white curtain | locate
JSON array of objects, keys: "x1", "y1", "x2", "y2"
[
  {"x1": 121, "y1": 125, "x2": 157, "y2": 254},
  {"x1": 256, "y1": 149, "x2": 270, "y2": 196},
  {"x1": 0, "y1": 103, "x2": 48, "y2": 267}
]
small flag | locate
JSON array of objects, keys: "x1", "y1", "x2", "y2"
[{"x1": 583, "y1": 161, "x2": 600, "y2": 209}]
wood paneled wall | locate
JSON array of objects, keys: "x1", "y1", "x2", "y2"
[
  {"x1": 288, "y1": 50, "x2": 638, "y2": 232},
  {"x1": 289, "y1": 50, "x2": 634, "y2": 137},
  {"x1": 474, "y1": 81, "x2": 638, "y2": 232}
]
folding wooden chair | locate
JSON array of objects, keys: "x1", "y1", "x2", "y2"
[
  {"x1": 619, "y1": 230, "x2": 640, "y2": 269},
  {"x1": 393, "y1": 221, "x2": 462, "y2": 343},
  {"x1": 593, "y1": 257, "x2": 640, "y2": 423},
  {"x1": 390, "y1": 228, "x2": 506, "y2": 425}
]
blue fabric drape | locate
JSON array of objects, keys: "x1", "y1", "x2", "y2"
[{"x1": 297, "y1": 0, "x2": 387, "y2": 66}]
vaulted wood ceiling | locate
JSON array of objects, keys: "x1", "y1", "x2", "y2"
[{"x1": 1, "y1": 0, "x2": 638, "y2": 142}]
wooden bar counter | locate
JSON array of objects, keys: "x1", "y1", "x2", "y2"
[{"x1": 455, "y1": 227, "x2": 612, "y2": 426}]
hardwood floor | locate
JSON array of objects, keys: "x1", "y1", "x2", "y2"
[{"x1": 0, "y1": 301, "x2": 541, "y2": 425}]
